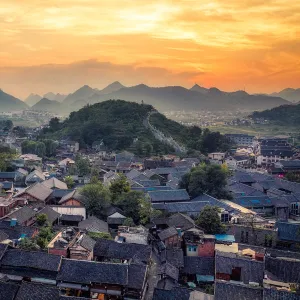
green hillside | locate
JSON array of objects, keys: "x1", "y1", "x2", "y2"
[
  {"x1": 41, "y1": 100, "x2": 231, "y2": 155},
  {"x1": 251, "y1": 103, "x2": 300, "y2": 126}
]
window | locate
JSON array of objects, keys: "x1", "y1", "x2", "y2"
[
  {"x1": 241, "y1": 231, "x2": 244, "y2": 243},
  {"x1": 245, "y1": 232, "x2": 249, "y2": 243},
  {"x1": 291, "y1": 203, "x2": 299, "y2": 216}
]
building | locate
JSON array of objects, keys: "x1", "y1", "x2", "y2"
[{"x1": 225, "y1": 134, "x2": 255, "y2": 146}]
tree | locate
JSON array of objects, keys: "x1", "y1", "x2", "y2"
[
  {"x1": 285, "y1": 172, "x2": 300, "y2": 183},
  {"x1": 0, "y1": 145, "x2": 16, "y2": 171},
  {"x1": 196, "y1": 206, "x2": 225, "y2": 234},
  {"x1": 36, "y1": 226, "x2": 54, "y2": 249},
  {"x1": 144, "y1": 143, "x2": 153, "y2": 157},
  {"x1": 42, "y1": 139, "x2": 58, "y2": 157},
  {"x1": 139, "y1": 195, "x2": 162, "y2": 224},
  {"x1": 114, "y1": 190, "x2": 144, "y2": 223},
  {"x1": 81, "y1": 182, "x2": 111, "y2": 218},
  {"x1": 36, "y1": 214, "x2": 48, "y2": 226},
  {"x1": 75, "y1": 155, "x2": 90, "y2": 176},
  {"x1": 123, "y1": 217, "x2": 135, "y2": 227},
  {"x1": 19, "y1": 238, "x2": 40, "y2": 250},
  {"x1": 21, "y1": 141, "x2": 46, "y2": 157},
  {"x1": 180, "y1": 163, "x2": 231, "y2": 199},
  {"x1": 109, "y1": 175, "x2": 131, "y2": 203},
  {"x1": 64, "y1": 176, "x2": 75, "y2": 188}
]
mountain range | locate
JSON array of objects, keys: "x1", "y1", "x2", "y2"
[
  {"x1": 31, "y1": 98, "x2": 62, "y2": 113},
  {"x1": 1, "y1": 82, "x2": 298, "y2": 114},
  {"x1": 270, "y1": 88, "x2": 300, "y2": 103},
  {"x1": 61, "y1": 83, "x2": 290, "y2": 112},
  {"x1": 24, "y1": 92, "x2": 67, "y2": 106}
]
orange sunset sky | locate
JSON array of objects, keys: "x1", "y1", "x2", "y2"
[{"x1": 1, "y1": 0, "x2": 300, "y2": 99}]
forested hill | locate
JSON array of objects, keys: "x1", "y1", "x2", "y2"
[
  {"x1": 41, "y1": 100, "x2": 231, "y2": 155},
  {"x1": 251, "y1": 103, "x2": 300, "y2": 126}
]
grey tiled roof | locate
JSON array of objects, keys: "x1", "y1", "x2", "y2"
[
  {"x1": 93, "y1": 238, "x2": 151, "y2": 263},
  {"x1": 80, "y1": 234, "x2": 96, "y2": 251},
  {"x1": 265, "y1": 256, "x2": 300, "y2": 283},
  {"x1": 232, "y1": 195, "x2": 273, "y2": 208},
  {"x1": 128, "y1": 263, "x2": 147, "y2": 290},
  {"x1": 153, "y1": 287, "x2": 191, "y2": 300},
  {"x1": 158, "y1": 226, "x2": 178, "y2": 241},
  {"x1": 5, "y1": 206, "x2": 36, "y2": 224},
  {"x1": 37, "y1": 206, "x2": 60, "y2": 223},
  {"x1": 159, "y1": 262, "x2": 179, "y2": 281},
  {"x1": 78, "y1": 216, "x2": 109, "y2": 233},
  {"x1": 21, "y1": 182, "x2": 53, "y2": 201},
  {"x1": 183, "y1": 256, "x2": 215, "y2": 275},
  {"x1": 0, "y1": 172, "x2": 16, "y2": 179},
  {"x1": 15, "y1": 282, "x2": 59, "y2": 300},
  {"x1": 148, "y1": 189, "x2": 190, "y2": 202},
  {"x1": 60, "y1": 214, "x2": 83, "y2": 222},
  {"x1": 57, "y1": 259, "x2": 128, "y2": 285},
  {"x1": 215, "y1": 252, "x2": 264, "y2": 284},
  {"x1": 276, "y1": 222, "x2": 300, "y2": 242},
  {"x1": 0, "y1": 249, "x2": 62, "y2": 272},
  {"x1": 0, "y1": 281, "x2": 19, "y2": 300},
  {"x1": 167, "y1": 213, "x2": 195, "y2": 231},
  {"x1": 165, "y1": 248, "x2": 184, "y2": 268},
  {"x1": 42, "y1": 177, "x2": 67, "y2": 190},
  {"x1": 215, "y1": 281, "x2": 263, "y2": 300}
]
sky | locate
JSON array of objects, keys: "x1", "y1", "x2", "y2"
[{"x1": 1, "y1": 0, "x2": 300, "y2": 99}]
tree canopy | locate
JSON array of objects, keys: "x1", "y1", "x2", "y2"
[
  {"x1": 196, "y1": 205, "x2": 225, "y2": 234},
  {"x1": 180, "y1": 163, "x2": 231, "y2": 199}
]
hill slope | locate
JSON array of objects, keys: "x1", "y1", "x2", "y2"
[
  {"x1": 24, "y1": 93, "x2": 42, "y2": 106},
  {"x1": 271, "y1": 88, "x2": 300, "y2": 103},
  {"x1": 62, "y1": 84, "x2": 289, "y2": 112},
  {"x1": 250, "y1": 103, "x2": 300, "y2": 125},
  {"x1": 41, "y1": 100, "x2": 231, "y2": 155},
  {"x1": 0, "y1": 89, "x2": 28, "y2": 112},
  {"x1": 31, "y1": 98, "x2": 61, "y2": 113}
]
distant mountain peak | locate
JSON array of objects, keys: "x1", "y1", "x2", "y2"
[{"x1": 190, "y1": 84, "x2": 208, "y2": 94}]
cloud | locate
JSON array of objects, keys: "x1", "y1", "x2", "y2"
[{"x1": 0, "y1": 59, "x2": 205, "y2": 98}]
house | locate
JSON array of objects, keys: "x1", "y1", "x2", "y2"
[
  {"x1": 4, "y1": 206, "x2": 37, "y2": 226},
  {"x1": 69, "y1": 233, "x2": 96, "y2": 261},
  {"x1": 225, "y1": 134, "x2": 254, "y2": 146},
  {"x1": 93, "y1": 238, "x2": 151, "y2": 264},
  {"x1": 276, "y1": 221, "x2": 300, "y2": 250},
  {"x1": 107, "y1": 211, "x2": 127, "y2": 230},
  {"x1": 215, "y1": 243, "x2": 265, "y2": 285},
  {"x1": 49, "y1": 205, "x2": 86, "y2": 220},
  {"x1": 78, "y1": 216, "x2": 109, "y2": 234},
  {"x1": 14, "y1": 282, "x2": 60, "y2": 300},
  {"x1": 37, "y1": 206, "x2": 61, "y2": 225},
  {"x1": 18, "y1": 153, "x2": 42, "y2": 169},
  {"x1": 58, "y1": 158, "x2": 75, "y2": 172},
  {"x1": 0, "y1": 249, "x2": 62, "y2": 282},
  {"x1": 0, "y1": 195, "x2": 22, "y2": 217},
  {"x1": 25, "y1": 169, "x2": 45, "y2": 186},
  {"x1": 265, "y1": 248, "x2": 300, "y2": 284},
  {"x1": 167, "y1": 213, "x2": 195, "y2": 232},
  {"x1": 60, "y1": 214, "x2": 83, "y2": 226},
  {"x1": 58, "y1": 190, "x2": 85, "y2": 206},
  {"x1": 274, "y1": 160, "x2": 300, "y2": 173},
  {"x1": 225, "y1": 156, "x2": 250, "y2": 170},
  {"x1": 49, "y1": 188, "x2": 75, "y2": 205},
  {"x1": 152, "y1": 287, "x2": 193, "y2": 300},
  {"x1": 14, "y1": 182, "x2": 53, "y2": 204},
  {"x1": 183, "y1": 228, "x2": 216, "y2": 257},
  {"x1": 215, "y1": 281, "x2": 263, "y2": 300},
  {"x1": 148, "y1": 189, "x2": 190, "y2": 203},
  {"x1": 160, "y1": 248, "x2": 184, "y2": 269},
  {"x1": 42, "y1": 177, "x2": 68, "y2": 190},
  {"x1": 15, "y1": 168, "x2": 28, "y2": 186},
  {"x1": 47, "y1": 227, "x2": 79, "y2": 257},
  {"x1": 158, "y1": 226, "x2": 181, "y2": 248},
  {"x1": 182, "y1": 256, "x2": 215, "y2": 284},
  {"x1": 0, "y1": 172, "x2": 16, "y2": 183},
  {"x1": 57, "y1": 258, "x2": 147, "y2": 299},
  {"x1": 157, "y1": 261, "x2": 179, "y2": 290},
  {"x1": 0, "y1": 181, "x2": 14, "y2": 194},
  {"x1": 208, "y1": 152, "x2": 226, "y2": 161}
]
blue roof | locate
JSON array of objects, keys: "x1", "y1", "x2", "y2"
[
  {"x1": 276, "y1": 222, "x2": 300, "y2": 242},
  {"x1": 215, "y1": 234, "x2": 235, "y2": 243},
  {"x1": 196, "y1": 275, "x2": 214, "y2": 282}
]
